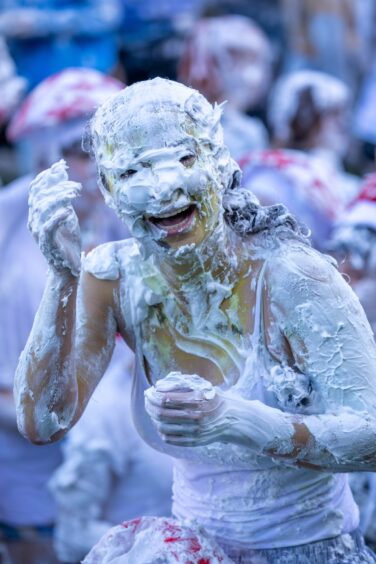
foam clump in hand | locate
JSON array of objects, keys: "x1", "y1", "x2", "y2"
[{"x1": 153, "y1": 372, "x2": 216, "y2": 401}]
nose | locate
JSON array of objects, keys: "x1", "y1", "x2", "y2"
[
  {"x1": 125, "y1": 164, "x2": 185, "y2": 209},
  {"x1": 150, "y1": 163, "x2": 183, "y2": 201}
]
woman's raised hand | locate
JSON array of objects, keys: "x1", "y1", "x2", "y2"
[{"x1": 28, "y1": 159, "x2": 82, "y2": 276}]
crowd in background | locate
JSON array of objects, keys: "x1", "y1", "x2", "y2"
[{"x1": 1, "y1": 1, "x2": 376, "y2": 563}]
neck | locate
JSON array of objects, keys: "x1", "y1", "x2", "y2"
[{"x1": 154, "y1": 221, "x2": 244, "y2": 305}]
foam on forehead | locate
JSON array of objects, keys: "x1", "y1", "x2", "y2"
[
  {"x1": 199, "y1": 15, "x2": 271, "y2": 58},
  {"x1": 91, "y1": 77, "x2": 224, "y2": 162}
]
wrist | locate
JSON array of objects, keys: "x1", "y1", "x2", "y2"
[
  {"x1": 47, "y1": 265, "x2": 79, "y2": 287},
  {"x1": 47, "y1": 256, "x2": 81, "y2": 279},
  {"x1": 221, "y1": 396, "x2": 295, "y2": 455}
]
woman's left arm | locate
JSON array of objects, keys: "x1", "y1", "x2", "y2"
[{"x1": 259, "y1": 246, "x2": 376, "y2": 471}]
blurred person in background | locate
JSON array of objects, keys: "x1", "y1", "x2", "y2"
[
  {"x1": 281, "y1": 0, "x2": 362, "y2": 89},
  {"x1": 118, "y1": 0, "x2": 205, "y2": 83},
  {"x1": 268, "y1": 70, "x2": 360, "y2": 206},
  {"x1": 353, "y1": 3, "x2": 376, "y2": 173},
  {"x1": 330, "y1": 174, "x2": 376, "y2": 335},
  {"x1": 0, "y1": 37, "x2": 26, "y2": 134},
  {"x1": 329, "y1": 174, "x2": 376, "y2": 553},
  {"x1": 239, "y1": 148, "x2": 343, "y2": 250},
  {"x1": 0, "y1": 67, "x2": 125, "y2": 564},
  {"x1": 178, "y1": 15, "x2": 273, "y2": 160},
  {"x1": 0, "y1": 36, "x2": 27, "y2": 186},
  {"x1": 202, "y1": 0, "x2": 283, "y2": 65},
  {"x1": 49, "y1": 338, "x2": 173, "y2": 564},
  {"x1": 0, "y1": 0, "x2": 121, "y2": 91}
]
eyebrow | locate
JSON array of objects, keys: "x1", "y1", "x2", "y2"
[
  {"x1": 103, "y1": 138, "x2": 199, "y2": 171},
  {"x1": 133, "y1": 143, "x2": 197, "y2": 165}
]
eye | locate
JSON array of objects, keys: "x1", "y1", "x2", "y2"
[
  {"x1": 180, "y1": 154, "x2": 196, "y2": 168},
  {"x1": 120, "y1": 169, "x2": 137, "y2": 180}
]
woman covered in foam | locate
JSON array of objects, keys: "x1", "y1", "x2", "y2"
[{"x1": 15, "y1": 78, "x2": 376, "y2": 563}]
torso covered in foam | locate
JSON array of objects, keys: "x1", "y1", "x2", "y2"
[{"x1": 82, "y1": 230, "x2": 375, "y2": 548}]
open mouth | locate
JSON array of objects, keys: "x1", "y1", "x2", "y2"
[{"x1": 147, "y1": 204, "x2": 196, "y2": 236}]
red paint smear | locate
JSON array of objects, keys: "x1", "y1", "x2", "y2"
[
  {"x1": 120, "y1": 517, "x2": 142, "y2": 532},
  {"x1": 356, "y1": 173, "x2": 376, "y2": 204},
  {"x1": 239, "y1": 149, "x2": 297, "y2": 171},
  {"x1": 163, "y1": 535, "x2": 202, "y2": 554},
  {"x1": 188, "y1": 538, "x2": 202, "y2": 553},
  {"x1": 198, "y1": 559, "x2": 210, "y2": 564}
]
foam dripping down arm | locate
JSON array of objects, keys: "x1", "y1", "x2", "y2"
[
  {"x1": 211, "y1": 250, "x2": 376, "y2": 471},
  {"x1": 14, "y1": 160, "x2": 119, "y2": 444},
  {"x1": 14, "y1": 267, "x2": 118, "y2": 444},
  {"x1": 259, "y1": 247, "x2": 376, "y2": 471},
  {"x1": 146, "y1": 366, "x2": 376, "y2": 471}
]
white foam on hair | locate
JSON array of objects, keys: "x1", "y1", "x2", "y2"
[{"x1": 269, "y1": 70, "x2": 350, "y2": 143}]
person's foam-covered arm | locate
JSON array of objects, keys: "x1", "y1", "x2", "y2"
[
  {"x1": 14, "y1": 162, "x2": 120, "y2": 444},
  {"x1": 261, "y1": 246, "x2": 376, "y2": 470},
  {"x1": 208, "y1": 248, "x2": 376, "y2": 470},
  {"x1": 14, "y1": 268, "x2": 117, "y2": 445}
]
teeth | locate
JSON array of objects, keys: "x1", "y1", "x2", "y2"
[{"x1": 153, "y1": 204, "x2": 191, "y2": 219}]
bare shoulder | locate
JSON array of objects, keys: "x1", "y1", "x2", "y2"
[
  {"x1": 262, "y1": 238, "x2": 363, "y2": 324},
  {"x1": 83, "y1": 238, "x2": 139, "y2": 281},
  {"x1": 263, "y1": 238, "x2": 371, "y2": 341},
  {"x1": 82, "y1": 238, "x2": 143, "y2": 347},
  {"x1": 264, "y1": 240, "x2": 341, "y2": 297}
]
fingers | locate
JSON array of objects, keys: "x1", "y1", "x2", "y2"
[
  {"x1": 29, "y1": 160, "x2": 73, "y2": 192},
  {"x1": 145, "y1": 401, "x2": 204, "y2": 423},
  {"x1": 145, "y1": 396, "x2": 222, "y2": 425},
  {"x1": 29, "y1": 160, "x2": 82, "y2": 213},
  {"x1": 145, "y1": 386, "x2": 227, "y2": 448},
  {"x1": 33, "y1": 181, "x2": 80, "y2": 202},
  {"x1": 146, "y1": 391, "x2": 203, "y2": 411},
  {"x1": 34, "y1": 207, "x2": 72, "y2": 246},
  {"x1": 146, "y1": 388, "x2": 221, "y2": 410},
  {"x1": 160, "y1": 430, "x2": 223, "y2": 448},
  {"x1": 27, "y1": 160, "x2": 82, "y2": 275},
  {"x1": 155, "y1": 421, "x2": 199, "y2": 436}
]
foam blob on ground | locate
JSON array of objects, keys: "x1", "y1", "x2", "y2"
[{"x1": 83, "y1": 516, "x2": 233, "y2": 563}]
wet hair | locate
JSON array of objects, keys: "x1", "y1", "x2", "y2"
[{"x1": 222, "y1": 171, "x2": 309, "y2": 241}]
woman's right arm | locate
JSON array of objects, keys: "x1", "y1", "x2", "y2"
[{"x1": 14, "y1": 161, "x2": 119, "y2": 444}]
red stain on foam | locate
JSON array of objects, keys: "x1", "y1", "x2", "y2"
[{"x1": 120, "y1": 517, "x2": 142, "y2": 533}]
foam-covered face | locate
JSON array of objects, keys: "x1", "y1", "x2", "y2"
[
  {"x1": 99, "y1": 118, "x2": 224, "y2": 250},
  {"x1": 221, "y1": 47, "x2": 271, "y2": 112}
]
